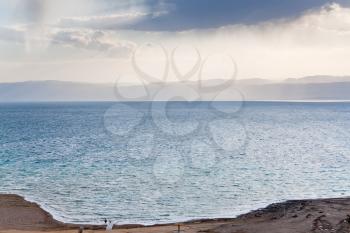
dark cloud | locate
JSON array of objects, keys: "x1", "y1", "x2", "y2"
[
  {"x1": 55, "y1": 0, "x2": 342, "y2": 31},
  {"x1": 3, "y1": 0, "x2": 344, "y2": 31},
  {"x1": 129, "y1": 0, "x2": 334, "y2": 30}
]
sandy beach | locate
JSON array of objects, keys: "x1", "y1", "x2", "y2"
[{"x1": 2, "y1": 194, "x2": 350, "y2": 233}]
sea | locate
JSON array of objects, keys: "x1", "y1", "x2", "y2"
[{"x1": 1, "y1": 101, "x2": 350, "y2": 225}]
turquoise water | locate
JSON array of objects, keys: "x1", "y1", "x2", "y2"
[{"x1": 1, "y1": 102, "x2": 350, "y2": 225}]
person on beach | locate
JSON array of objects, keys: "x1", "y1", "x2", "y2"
[{"x1": 106, "y1": 220, "x2": 114, "y2": 231}]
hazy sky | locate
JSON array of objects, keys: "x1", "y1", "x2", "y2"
[{"x1": 0, "y1": 0, "x2": 350, "y2": 83}]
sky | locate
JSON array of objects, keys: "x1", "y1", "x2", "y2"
[{"x1": 0, "y1": 0, "x2": 350, "y2": 83}]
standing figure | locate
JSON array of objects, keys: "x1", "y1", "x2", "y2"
[{"x1": 106, "y1": 220, "x2": 114, "y2": 231}]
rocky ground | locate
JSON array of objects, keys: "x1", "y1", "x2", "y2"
[{"x1": 2, "y1": 194, "x2": 350, "y2": 233}]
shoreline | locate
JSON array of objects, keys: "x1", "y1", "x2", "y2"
[
  {"x1": 2, "y1": 194, "x2": 350, "y2": 233},
  {"x1": 2, "y1": 100, "x2": 350, "y2": 104},
  {"x1": 1, "y1": 192, "x2": 259, "y2": 226}
]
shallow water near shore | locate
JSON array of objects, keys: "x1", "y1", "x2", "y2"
[{"x1": 1, "y1": 101, "x2": 350, "y2": 225}]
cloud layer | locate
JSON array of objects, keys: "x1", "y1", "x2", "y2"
[{"x1": 0, "y1": 1, "x2": 350, "y2": 83}]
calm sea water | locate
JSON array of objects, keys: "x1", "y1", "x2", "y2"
[{"x1": 1, "y1": 102, "x2": 350, "y2": 225}]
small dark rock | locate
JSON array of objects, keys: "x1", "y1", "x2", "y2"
[{"x1": 346, "y1": 214, "x2": 350, "y2": 223}]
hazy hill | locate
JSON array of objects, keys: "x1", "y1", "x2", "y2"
[
  {"x1": 284, "y1": 75, "x2": 350, "y2": 84},
  {"x1": 1, "y1": 76, "x2": 350, "y2": 102},
  {"x1": 0, "y1": 81, "x2": 115, "y2": 102}
]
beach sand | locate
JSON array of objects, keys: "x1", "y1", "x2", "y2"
[{"x1": 1, "y1": 194, "x2": 350, "y2": 233}]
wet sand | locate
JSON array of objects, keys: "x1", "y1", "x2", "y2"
[{"x1": 2, "y1": 194, "x2": 350, "y2": 233}]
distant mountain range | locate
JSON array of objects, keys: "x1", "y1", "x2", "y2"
[{"x1": 1, "y1": 76, "x2": 350, "y2": 102}]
